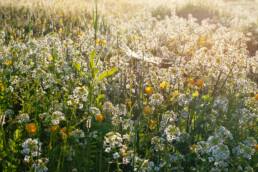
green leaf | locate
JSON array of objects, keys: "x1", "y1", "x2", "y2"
[
  {"x1": 73, "y1": 62, "x2": 81, "y2": 72},
  {"x1": 192, "y1": 91, "x2": 199, "y2": 97},
  {"x1": 90, "y1": 50, "x2": 96, "y2": 69},
  {"x1": 14, "y1": 129, "x2": 22, "y2": 141},
  {"x1": 92, "y1": 67, "x2": 98, "y2": 81},
  {"x1": 95, "y1": 67, "x2": 118, "y2": 83},
  {"x1": 80, "y1": 72, "x2": 87, "y2": 78},
  {"x1": 95, "y1": 94, "x2": 106, "y2": 104}
]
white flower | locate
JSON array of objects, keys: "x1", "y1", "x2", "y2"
[
  {"x1": 105, "y1": 148, "x2": 111, "y2": 153},
  {"x1": 113, "y1": 152, "x2": 120, "y2": 159}
]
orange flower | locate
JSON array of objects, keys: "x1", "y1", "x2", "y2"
[
  {"x1": 146, "y1": 87, "x2": 152, "y2": 95},
  {"x1": 49, "y1": 125, "x2": 58, "y2": 132},
  {"x1": 95, "y1": 114, "x2": 103, "y2": 122},
  {"x1": 26, "y1": 123, "x2": 36, "y2": 134},
  {"x1": 61, "y1": 127, "x2": 67, "y2": 133},
  {"x1": 196, "y1": 79, "x2": 204, "y2": 90},
  {"x1": 69, "y1": 131, "x2": 74, "y2": 136},
  {"x1": 189, "y1": 78, "x2": 195, "y2": 85},
  {"x1": 0, "y1": 83, "x2": 4, "y2": 91},
  {"x1": 254, "y1": 94, "x2": 258, "y2": 101},
  {"x1": 254, "y1": 145, "x2": 258, "y2": 151}
]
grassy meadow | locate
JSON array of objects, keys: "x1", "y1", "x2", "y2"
[{"x1": 0, "y1": 0, "x2": 257, "y2": 171}]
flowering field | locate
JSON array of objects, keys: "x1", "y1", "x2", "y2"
[{"x1": 0, "y1": 0, "x2": 258, "y2": 171}]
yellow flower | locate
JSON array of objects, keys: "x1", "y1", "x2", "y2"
[
  {"x1": 98, "y1": 102, "x2": 103, "y2": 110},
  {"x1": 173, "y1": 91, "x2": 179, "y2": 96},
  {"x1": 79, "y1": 33, "x2": 83, "y2": 36},
  {"x1": 47, "y1": 56, "x2": 53, "y2": 60},
  {"x1": 95, "y1": 40, "x2": 99, "y2": 44},
  {"x1": 5, "y1": 60, "x2": 12, "y2": 67},
  {"x1": 131, "y1": 36, "x2": 136, "y2": 40},
  {"x1": 255, "y1": 94, "x2": 258, "y2": 101},
  {"x1": 144, "y1": 106, "x2": 152, "y2": 115},
  {"x1": 146, "y1": 87, "x2": 152, "y2": 95},
  {"x1": 170, "y1": 91, "x2": 179, "y2": 102},
  {"x1": 160, "y1": 81, "x2": 167, "y2": 90},
  {"x1": 95, "y1": 114, "x2": 103, "y2": 122},
  {"x1": 100, "y1": 40, "x2": 106, "y2": 44},
  {"x1": 150, "y1": 120, "x2": 156, "y2": 130},
  {"x1": 26, "y1": 123, "x2": 36, "y2": 134},
  {"x1": 10, "y1": 35, "x2": 14, "y2": 40},
  {"x1": 64, "y1": 43, "x2": 68, "y2": 47},
  {"x1": 171, "y1": 37, "x2": 175, "y2": 41},
  {"x1": 200, "y1": 38, "x2": 205, "y2": 44},
  {"x1": 49, "y1": 125, "x2": 58, "y2": 132},
  {"x1": 59, "y1": 28, "x2": 62, "y2": 34},
  {"x1": 196, "y1": 79, "x2": 204, "y2": 90},
  {"x1": 189, "y1": 78, "x2": 195, "y2": 85}
]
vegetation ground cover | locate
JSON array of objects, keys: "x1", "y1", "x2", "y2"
[{"x1": 0, "y1": 0, "x2": 257, "y2": 171}]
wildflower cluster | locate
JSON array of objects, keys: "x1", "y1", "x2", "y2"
[{"x1": 0, "y1": 0, "x2": 257, "y2": 171}]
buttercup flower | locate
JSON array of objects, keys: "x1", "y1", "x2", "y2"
[{"x1": 26, "y1": 123, "x2": 36, "y2": 134}]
